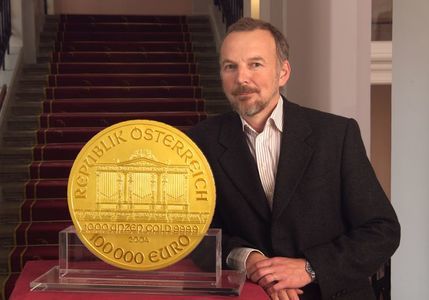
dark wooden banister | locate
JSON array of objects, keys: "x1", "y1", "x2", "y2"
[
  {"x1": 0, "y1": 0, "x2": 11, "y2": 70},
  {"x1": 214, "y1": 0, "x2": 243, "y2": 28},
  {"x1": 0, "y1": 84, "x2": 7, "y2": 111}
]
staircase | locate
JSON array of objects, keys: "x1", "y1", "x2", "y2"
[{"x1": 0, "y1": 14, "x2": 226, "y2": 300}]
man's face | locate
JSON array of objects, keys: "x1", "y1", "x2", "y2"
[{"x1": 220, "y1": 29, "x2": 290, "y2": 118}]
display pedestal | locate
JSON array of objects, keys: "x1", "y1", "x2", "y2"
[{"x1": 30, "y1": 226, "x2": 245, "y2": 295}]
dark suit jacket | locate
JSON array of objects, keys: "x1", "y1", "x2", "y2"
[{"x1": 188, "y1": 98, "x2": 400, "y2": 300}]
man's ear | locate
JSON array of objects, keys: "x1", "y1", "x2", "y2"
[{"x1": 279, "y1": 60, "x2": 291, "y2": 86}]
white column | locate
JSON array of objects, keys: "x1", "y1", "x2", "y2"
[
  {"x1": 285, "y1": 0, "x2": 371, "y2": 151},
  {"x1": 391, "y1": 0, "x2": 429, "y2": 298},
  {"x1": 47, "y1": 0, "x2": 55, "y2": 14},
  {"x1": 21, "y1": 0, "x2": 44, "y2": 64},
  {"x1": 243, "y1": 0, "x2": 251, "y2": 17},
  {"x1": 269, "y1": 0, "x2": 284, "y2": 33},
  {"x1": 192, "y1": 0, "x2": 210, "y2": 14},
  {"x1": 10, "y1": 0, "x2": 23, "y2": 47},
  {"x1": 259, "y1": 0, "x2": 270, "y2": 21}
]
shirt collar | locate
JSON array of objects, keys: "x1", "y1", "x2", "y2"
[{"x1": 240, "y1": 96, "x2": 284, "y2": 134}]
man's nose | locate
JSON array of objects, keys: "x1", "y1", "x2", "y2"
[{"x1": 236, "y1": 67, "x2": 250, "y2": 84}]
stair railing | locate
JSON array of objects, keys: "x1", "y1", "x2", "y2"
[
  {"x1": 214, "y1": 0, "x2": 243, "y2": 28},
  {"x1": 0, "y1": 0, "x2": 11, "y2": 70},
  {"x1": 0, "y1": 83, "x2": 6, "y2": 111}
]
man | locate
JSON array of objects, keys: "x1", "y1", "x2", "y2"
[{"x1": 188, "y1": 17, "x2": 400, "y2": 300}]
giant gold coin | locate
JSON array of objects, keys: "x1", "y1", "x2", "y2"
[{"x1": 67, "y1": 120, "x2": 215, "y2": 271}]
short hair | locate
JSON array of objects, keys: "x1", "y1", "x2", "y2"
[{"x1": 225, "y1": 17, "x2": 290, "y2": 63}]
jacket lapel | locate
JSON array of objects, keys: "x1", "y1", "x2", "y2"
[
  {"x1": 218, "y1": 113, "x2": 271, "y2": 223},
  {"x1": 271, "y1": 100, "x2": 314, "y2": 221}
]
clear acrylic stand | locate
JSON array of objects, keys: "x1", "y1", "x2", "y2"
[{"x1": 30, "y1": 226, "x2": 246, "y2": 296}]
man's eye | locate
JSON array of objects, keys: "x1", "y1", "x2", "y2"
[
  {"x1": 224, "y1": 64, "x2": 236, "y2": 71},
  {"x1": 251, "y1": 62, "x2": 262, "y2": 68}
]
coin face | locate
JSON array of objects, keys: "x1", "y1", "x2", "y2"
[{"x1": 67, "y1": 120, "x2": 215, "y2": 271}]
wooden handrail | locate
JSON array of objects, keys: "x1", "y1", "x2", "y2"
[
  {"x1": 0, "y1": 0, "x2": 11, "y2": 70},
  {"x1": 214, "y1": 0, "x2": 243, "y2": 28},
  {"x1": 0, "y1": 84, "x2": 7, "y2": 111}
]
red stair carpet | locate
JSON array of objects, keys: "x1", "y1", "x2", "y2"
[{"x1": 3, "y1": 14, "x2": 207, "y2": 299}]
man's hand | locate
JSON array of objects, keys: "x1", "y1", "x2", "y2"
[
  {"x1": 247, "y1": 256, "x2": 312, "y2": 291},
  {"x1": 246, "y1": 252, "x2": 305, "y2": 299}
]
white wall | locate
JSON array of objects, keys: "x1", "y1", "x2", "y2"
[
  {"x1": 391, "y1": 0, "x2": 429, "y2": 298},
  {"x1": 285, "y1": 0, "x2": 371, "y2": 152}
]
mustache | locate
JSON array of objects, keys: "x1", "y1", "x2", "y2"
[{"x1": 231, "y1": 85, "x2": 259, "y2": 95}]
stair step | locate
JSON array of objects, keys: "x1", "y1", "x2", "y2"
[
  {"x1": 47, "y1": 74, "x2": 200, "y2": 87},
  {"x1": 43, "y1": 98, "x2": 204, "y2": 113},
  {"x1": 200, "y1": 75, "x2": 221, "y2": 87},
  {"x1": 26, "y1": 179, "x2": 68, "y2": 199},
  {"x1": 0, "y1": 223, "x2": 18, "y2": 247},
  {"x1": 197, "y1": 64, "x2": 219, "y2": 74},
  {"x1": 194, "y1": 52, "x2": 218, "y2": 63},
  {"x1": 0, "y1": 166, "x2": 29, "y2": 183},
  {"x1": 15, "y1": 86, "x2": 45, "y2": 96},
  {"x1": 32, "y1": 142, "x2": 86, "y2": 161},
  {"x1": 14, "y1": 94, "x2": 45, "y2": 102},
  {"x1": 190, "y1": 32, "x2": 215, "y2": 42},
  {"x1": 192, "y1": 41, "x2": 216, "y2": 52},
  {"x1": 19, "y1": 76, "x2": 47, "y2": 87},
  {"x1": 11, "y1": 102, "x2": 43, "y2": 116},
  {"x1": 7, "y1": 245, "x2": 59, "y2": 272},
  {"x1": 0, "y1": 201, "x2": 22, "y2": 224},
  {"x1": 30, "y1": 161, "x2": 73, "y2": 179},
  {"x1": 203, "y1": 86, "x2": 224, "y2": 99},
  {"x1": 44, "y1": 86, "x2": 202, "y2": 99},
  {"x1": 0, "y1": 147, "x2": 33, "y2": 162},
  {"x1": 39, "y1": 43, "x2": 55, "y2": 53},
  {"x1": 187, "y1": 15, "x2": 210, "y2": 24},
  {"x1": 14, "y1": 221, "x2": 72, "y2": 246},
  {"x1": 1, "y1": 183, "x2": 26, "y2": 201},
  {"x1": 2, "y1": 131, "x2": 37, "y2": 147},
  {"x1": 59, "y1": 14, "x2": 187, "y2": 23},
  {"x1": 22, "y1": 64, "x2": 49, "y2": 75},
  {"x1": 50, "y1": 51, "x2": 196, "y2": 63},
  {"x1": 8, "y1": 115, "x2": 40, "y2": 130},
  {"x1": 20, "y1": 198, "x2": 70, "y2": 222},
  {"x1": 205, "y1": 99, "x2": 231, "y2": 114},
  {"x1": 37, "y1": 56, "x2": 51, "y2": 64},
  {"x1": 36, "y1": 126, "x2": 191, "y2": 144},
  {"x1": 58, "y1": 23, "x2": 191, "y2": 33},
  {"x1": 43, "y1": 22, "x2": 59, "y2": 32},
  {"x1": 40, "y1": 31, "x2": 57, "y2": 40},
  {"x1": 188, "y1": 23, "x2": 212, "y2": 32},
  {"x1": 39, "y1": 34, "x2": 57, "y2": 43},
  {"x1": 49, "y1": 62, "x2": 198, "y2": 74},
  {"x1": 38, "y1": 111, "x2": 205, "y2": 128},
  {"x1": 0, "y1": 247, "x2": 13, "y2": 273},
  {"x1": 45, "y1": 15, "x2": 60, "y2": 23}
]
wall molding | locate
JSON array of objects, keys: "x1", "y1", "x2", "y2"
[{"x1": 371, "y1": 41, "x2": 392, "y2": 85}]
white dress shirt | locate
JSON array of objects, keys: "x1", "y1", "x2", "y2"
[{"x1": 226, "y1": 97, "x2": 283, "y2": 271}]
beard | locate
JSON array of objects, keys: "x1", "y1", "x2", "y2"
[
  {"x1": 230, "y1": 96, "x2": 269, "y2": 117},
  {"x1": 227, "y1": 85, "x2": 275, "y2": 117}
]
